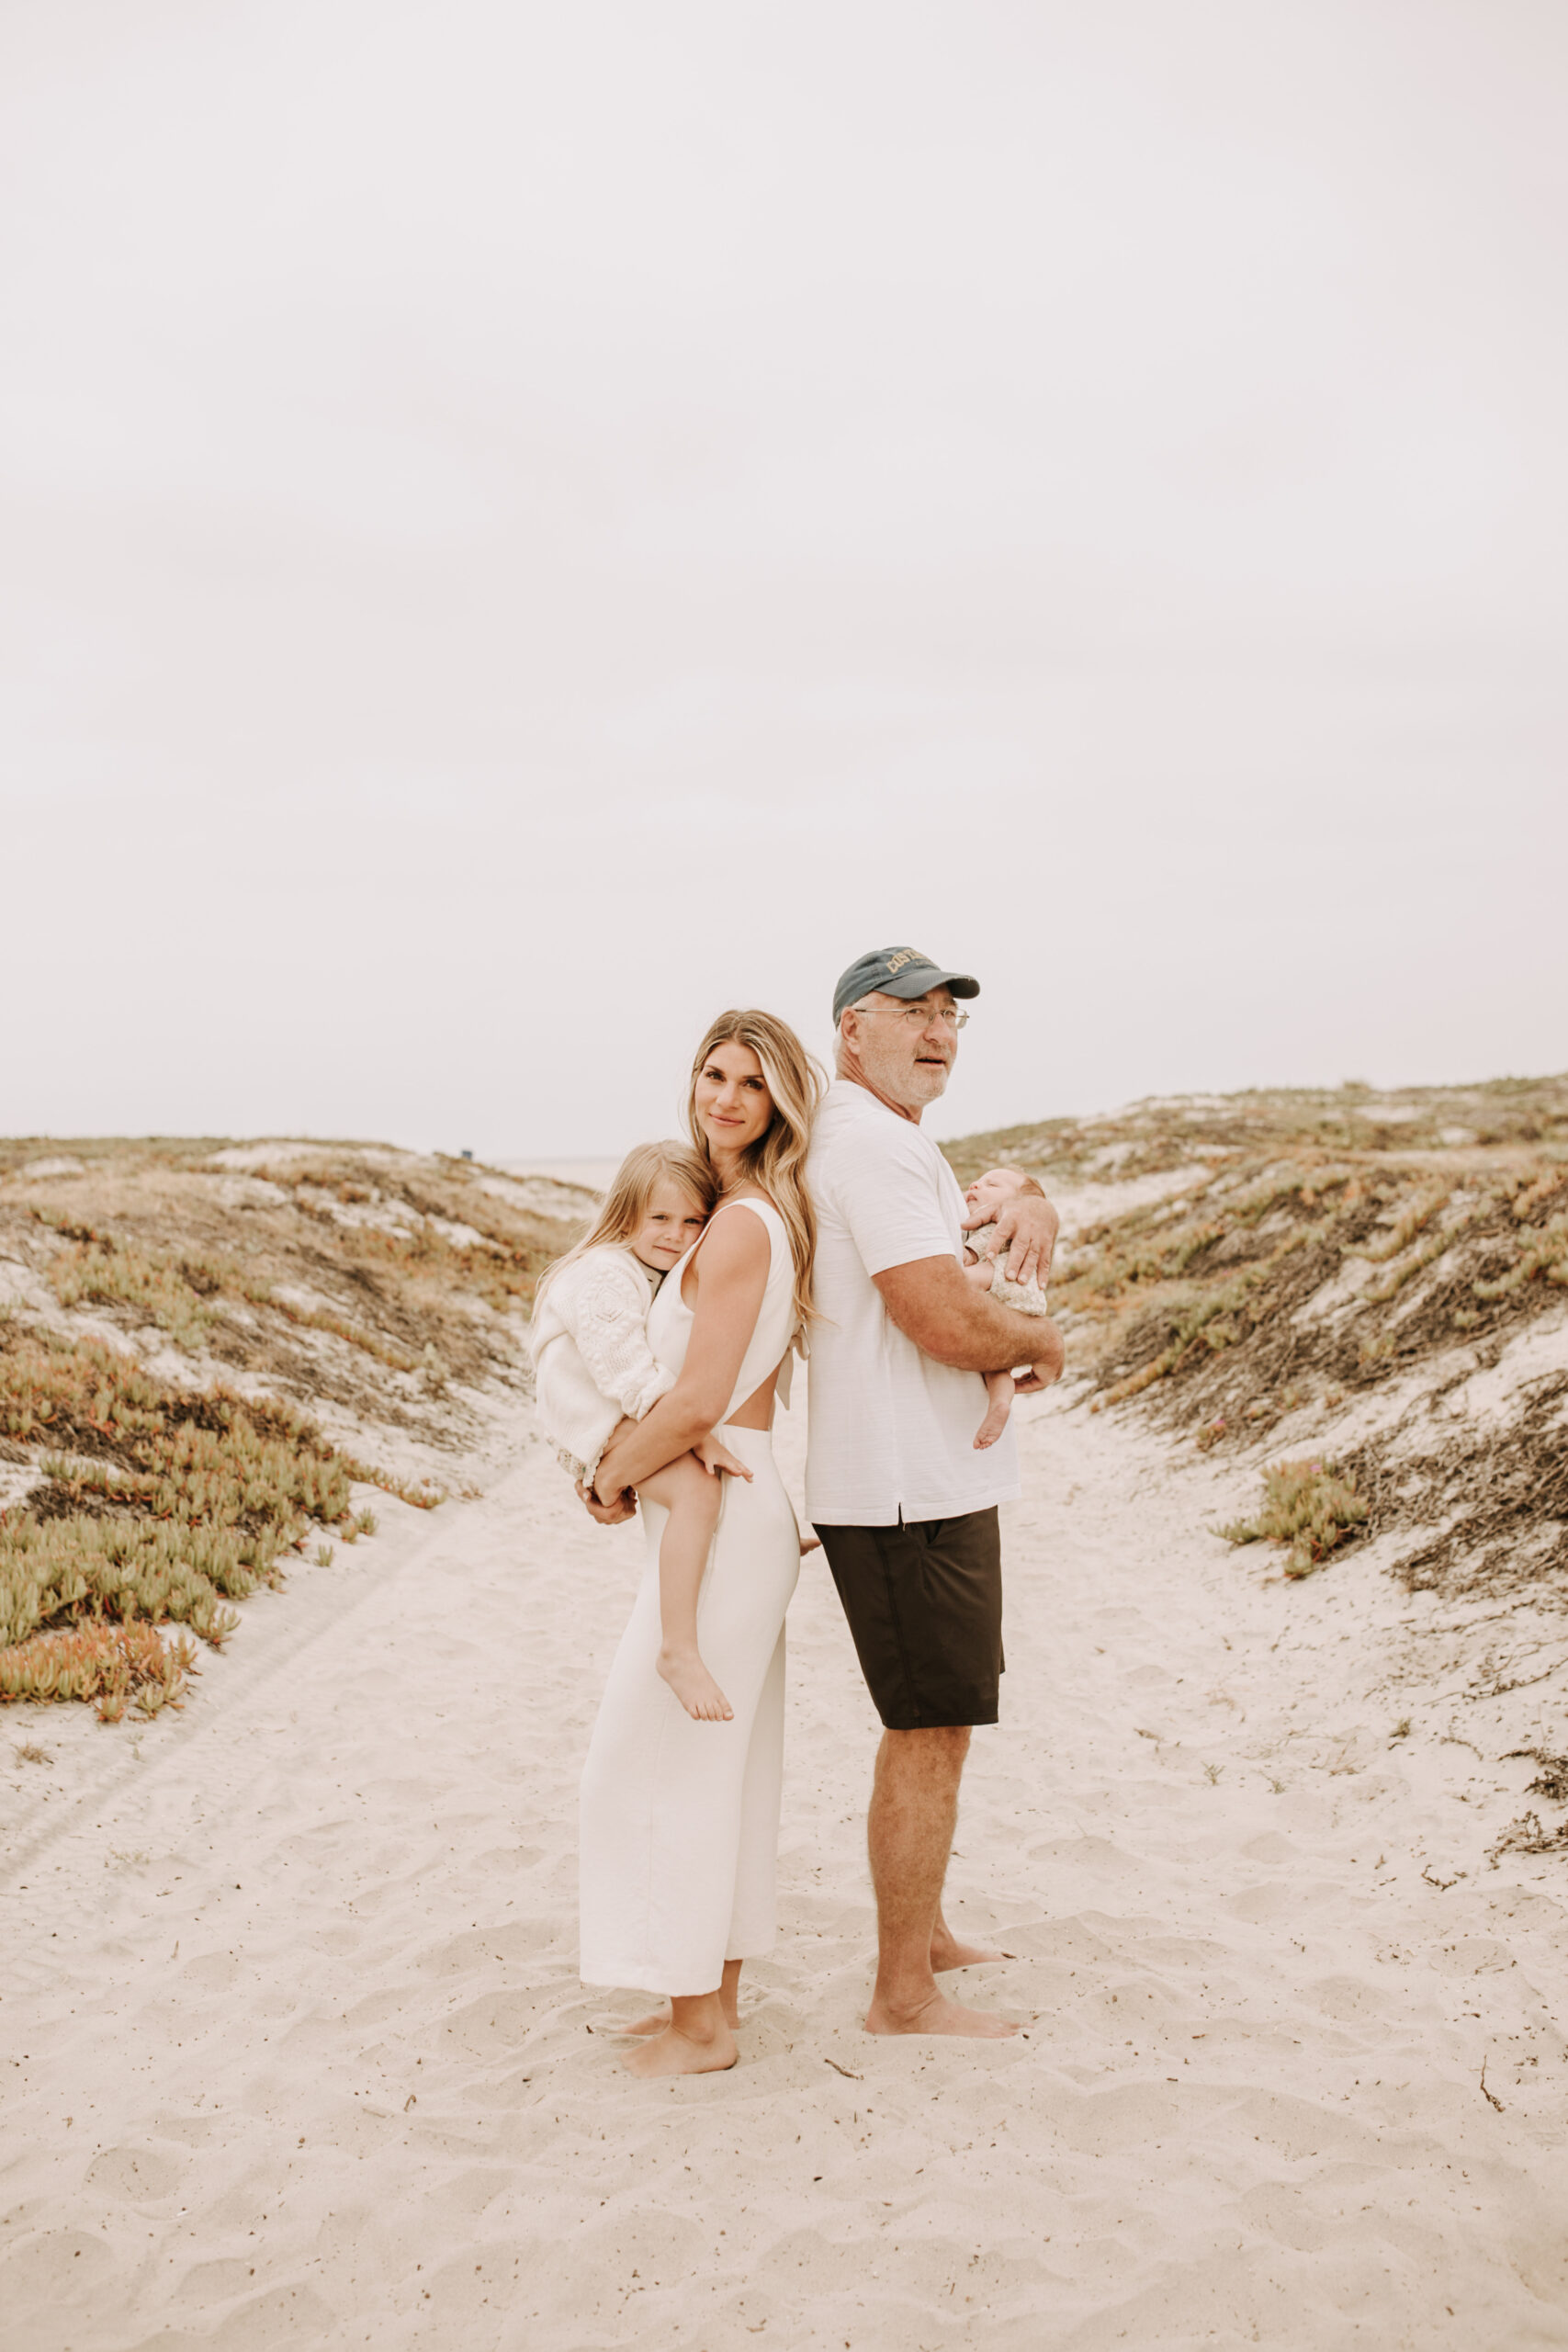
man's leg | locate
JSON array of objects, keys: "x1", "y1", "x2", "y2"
[
  {"x1": 864, "y1": 1725, "x2": 1016, "y2": 2038},
  {"x1": 930, "y1": 1906, "x2": 1007, "y2": 1972}
]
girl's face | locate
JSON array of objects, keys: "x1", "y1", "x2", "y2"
[
  {"x1": 628, "y1": 1181, "x2": 709, "y2": 1273},
  {"x1": 694, "y1": 1037, "x2": 774, "y2": 1160}
]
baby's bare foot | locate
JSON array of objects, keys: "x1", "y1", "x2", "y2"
[
  {"x1": 972, "y1": 1403, "x2": 1010, "y2": 1451},
  {"x1": 657, "y1": 1647, "x2": 733, "y2": 1721}
]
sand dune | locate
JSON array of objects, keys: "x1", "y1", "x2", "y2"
[{"x1": 4, "y1": 1359, "x2": 1567, "y2": 2349}]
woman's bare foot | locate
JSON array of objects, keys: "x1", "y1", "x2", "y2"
[
  {"x1": 657, "y1": 1647, "x2": 733, "y2": 1721},
  {"x1": 864, "y1": 1988, "x2": 1019, "y2": 2039},
  {"x1": 623, "y1": 2018, "x2": 738, "y2": 2077}
]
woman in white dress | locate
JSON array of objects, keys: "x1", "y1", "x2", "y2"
[{"x1": 578, "y1": 1008, "x2": 823, "y2": 2078}]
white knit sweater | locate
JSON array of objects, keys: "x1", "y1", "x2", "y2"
[{"x1": 529, "y1": 1245, "x2": 677, "y2": 1479}]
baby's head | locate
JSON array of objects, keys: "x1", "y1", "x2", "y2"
[
  {"x1": 964, "y1": 1166, "x2": 1032, "y2": 1223},
  {"x1": 601, "y1": 1140, "x2": 720, "y2": 1275}
]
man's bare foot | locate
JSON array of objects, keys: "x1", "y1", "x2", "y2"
[
  {"x1": 864, "y1": 1989, "x2": 1019, "y2": 2039},
  {"x1": 623, "y1": 2018, "x2": 738, "y2": 2077},
  {"x1": 931, "y1": 1929, "x2": 1011, "y2": 1971},
  {"x1": 656, "y1": 1647, "x2": 733, "y2": 1722}
]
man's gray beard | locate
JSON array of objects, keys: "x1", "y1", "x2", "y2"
[
  {"x1": 849, "y1": 1037, "x2": 953, "y2": 1115},
  {"x1": 893, "y1": 1063, "x2": 951, "y2": 1114}
]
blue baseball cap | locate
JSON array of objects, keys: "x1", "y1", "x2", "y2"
[{"x1": 832, "y1": 945, "x2": 980, "y2": 1026}]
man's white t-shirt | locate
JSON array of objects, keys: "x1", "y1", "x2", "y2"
[{"x1": 805, "y1": 1079, "x2": 1021, "y2": 1527}]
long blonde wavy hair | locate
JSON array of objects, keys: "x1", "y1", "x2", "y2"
[
  {"x1": 684, "y1": 1009, "x2": 825, "y2": 1330},
  {"x1": 530, "y1": 1140, "x2": 718, "y2": 1316}
]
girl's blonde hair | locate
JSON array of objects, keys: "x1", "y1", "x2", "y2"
[
  {"x1": 684, "y1": 1009, "x2": 825, "y2": 1330},
  {"x1": 532, "y1": 1140, "x2": 718, "y2": 1312}
]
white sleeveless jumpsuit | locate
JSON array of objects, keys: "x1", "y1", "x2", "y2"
[{"x1": 579, "y1": 1197, "x2": 801, "y2": 1996}]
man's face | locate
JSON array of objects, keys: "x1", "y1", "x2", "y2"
[{"x1": 841, "y1": 988, "x2": 959, "y2": 1114}]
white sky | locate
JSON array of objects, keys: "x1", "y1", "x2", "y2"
[{"x1": 3, "y1": 0, "x2": 1564, "y2": 1158}]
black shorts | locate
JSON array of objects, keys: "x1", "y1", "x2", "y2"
[{"x1": 815, "y1": 1509, "x2": 1003, "y2": 1731}]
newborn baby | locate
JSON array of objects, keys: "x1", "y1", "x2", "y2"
[{"x1": 962, "y1": 1165, "x2": 1055, "y2": 1450}]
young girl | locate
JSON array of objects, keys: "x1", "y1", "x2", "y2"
[{"x1": 530, "y1": 1141, "x2": 752, "y2": 1723}]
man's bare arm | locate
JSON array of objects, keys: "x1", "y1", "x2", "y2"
[{"x1": 873, "y1": 1255, "x2": 1065, "y2": 1385}]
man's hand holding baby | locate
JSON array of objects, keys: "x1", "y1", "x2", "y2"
[{"x1": 961, "y1": 1167, "x2": 1060, "y2": 1289}]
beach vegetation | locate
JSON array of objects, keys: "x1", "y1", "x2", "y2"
[
  {"x1": 1219, "y1": 1458, "x2": 1370, "y2": 1577},
  {"x1": 0, "y1": 1136, "x2": 592, "y2": 1719},
  {"x1": 0, "y1": 1326, "x2": 434, "y2": 1717},
  {"x1": 946, "y1": 1071, "x2": 1568, "y2": 1597}
]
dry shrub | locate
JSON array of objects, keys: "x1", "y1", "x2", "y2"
[
  {"x1": 945, "y1": 1075, "x2": 1567, "y2": 1601},
  {"x1": 944, "y1": 1071, "x2": 1568, "y2": 1189},
  {"x1": 42, "y1": 1224, "x2": 419, "y2": 1370},
  {"x1": 1062, "y1": 1156, "x2": 1568, "y2": 1426},
  {"x1": 0, "y1": 1326, "x2": 436, "y2": 1713},
  {"x1": 1219, "y1": 1458, "x2": 1370, "y2": 1578},
  {"x1": 1488, "y1": 1812, "x2": 1568, "y2": 1868},
  {"x1": 0, "y1": 1620, "x2": 198, "y2": 1721}
]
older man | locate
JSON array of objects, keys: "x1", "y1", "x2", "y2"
[{"x1": 807, "y1": 945, "x2": 1063, "y2": 2039}]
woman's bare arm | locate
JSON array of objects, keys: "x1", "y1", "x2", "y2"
[
  {"x1": 591, "y1": 1210, "x2": 770, "y2": 1501},
  {"x1": 874, "y1": 1255, "x2": 1066, "y2": 1387}
]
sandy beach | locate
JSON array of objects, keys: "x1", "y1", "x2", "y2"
[
  {"x1": 5, "y1": 1342, "x2": 1567, "y2": 2349},
  {"x1": 6, "y1": 0, "x2": 1566, "y2": 2331}
]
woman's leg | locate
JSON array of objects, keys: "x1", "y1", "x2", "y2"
[
  {"x1": 636, "y1": 1453, "x2": 729, "y2": 1721},
  {"x1": 618, "y1": 1955, "x2": 743, "y2": 2039},
  {"x1": 726, "y1": 1622, "x2": 786, "y2": 1960},
  {"x1": 579, "y1": 1430, "x2": 799, "y2": 2034},
  {"x1": 622, "y1": 1986, "x2": 737, "y2": 2078}
]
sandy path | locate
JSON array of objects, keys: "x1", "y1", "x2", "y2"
[{"x1": 3, "y1": 1387, "x2": 1566, "y2": 2351}]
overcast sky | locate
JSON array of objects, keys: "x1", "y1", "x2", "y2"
[{"x1": 3, "y1": 0, "x2": 1564, "y2": 1159}]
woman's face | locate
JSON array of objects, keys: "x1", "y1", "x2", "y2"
[{"x1": 694, "y1": 1036, "x2": 774, "y2": 1159}]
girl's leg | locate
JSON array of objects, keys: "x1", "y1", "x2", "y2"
[
  {"x1": 973, "y1": 1370, "x2": 1014, "y2": 1451},
  {"x1": 637, "y1": 1454, "x2": 729, "y2": 1722}
]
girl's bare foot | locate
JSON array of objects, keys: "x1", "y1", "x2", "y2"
[
  {"x1": 657, "y1": 1647, "x2": 733, "y2": 1721},
  {"x1": 623, "y1": 2018, "x2": 738, "y2": 2077}
]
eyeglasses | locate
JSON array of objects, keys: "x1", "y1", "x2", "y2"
[{"x1": 853, "y1": 1004, "x2": 969, "y2": 1031}]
